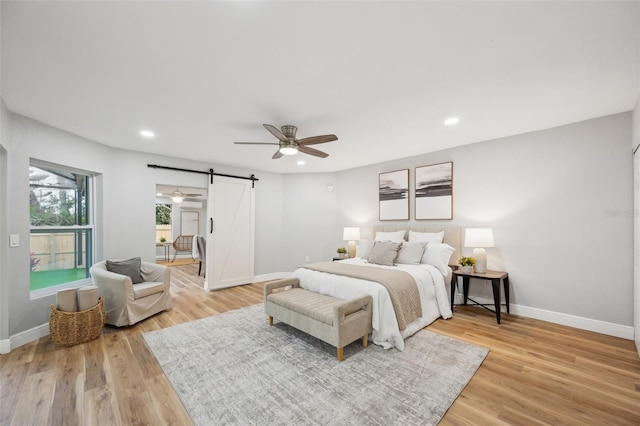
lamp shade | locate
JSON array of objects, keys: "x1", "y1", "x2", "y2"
[
  {"x1": 343, "y1": 227, "x2": 360, "y2": 259},
  {"x1": 343, "y1": 227, "x2": 361, "y2": 241},
  {"x1": 464, "y1": 228, "x2": 494, "y2": 248}
]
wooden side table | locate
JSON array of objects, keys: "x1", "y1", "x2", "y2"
[{"x1": 451, "y1": 269, "x2": 510, "y2": 324}]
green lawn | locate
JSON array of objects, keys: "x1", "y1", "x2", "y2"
[{"x1": 30, "y1": 268, "x2": 89, "y2": 291}]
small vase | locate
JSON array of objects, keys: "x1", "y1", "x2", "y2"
[{"x1": 461, "y1": 266, "x2": 472, "y2": 273}]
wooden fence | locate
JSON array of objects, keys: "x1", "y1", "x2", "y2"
[
  {"x1": 30, "y1": 232, "x2": 87, "y2": 271},
  {"x1": 31, "y1": 226, "x2": 172, "y2": 271}
]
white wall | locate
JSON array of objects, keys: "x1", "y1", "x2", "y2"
[
  {"x1": 0, "y1": 99, "x2": 8, "y2": 347},
  {"x1": 0, "y1": 4, "x2": 9, "y2": 350},
  {"x1": 277, "y1": 113, "x2": 633, "y2": 333},
  {"x1": 280, "y1": 173, "x2": 338, "y2": 271},
  {"x1": 340, "y1": 114, "x2": 634, "y2": 329},
  {"x1": 5, "y1": 113, "x2": 113, "y2": 336},
  {"x1": 633, "y1": 5, "x2": 640, "y2": 352},
  {"x1": 2, "y1": 112, "x2": 285, "y2": 337},
  {"x1": 634, "y1": 97, "x2": 639, "y2": 353}
]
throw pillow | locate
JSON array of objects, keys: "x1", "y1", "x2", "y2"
[
  {"x1": 396, "y1": 241, "x2": 428, "y2": 265},
  {"x1": 421, "y1": 243, "x2": 455, "y2": 275},
  {"x1": 106, "y1": 257, "x2": 144, "y2": 284},
  {"x1": 367, "y1": 241, "x2": 402, "y2": 266}
]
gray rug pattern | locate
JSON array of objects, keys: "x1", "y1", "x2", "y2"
[{"x1": 143, "y1": 304, "x2": 488, "y2": 426}]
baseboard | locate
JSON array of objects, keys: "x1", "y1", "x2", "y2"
[
  {"x1": 0, "y1": 322, "x2": 50, "y2": 354},
  {"x1": 459, "y1": 294, "x2": 634, "y2": 340}
]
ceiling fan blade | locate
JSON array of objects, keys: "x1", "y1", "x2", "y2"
[
  {"x1": 297, "y1": 134, "x2": 338, "y2": 146},
  {"x1": 263, "y1": 124, "x2": 289, "y2": 143},
  {"x1": 234, "y1": 142, "x2": 279, "y2": 145},
  {"x1": 272, "y1": 149, "x2": 284, "y2": 159},
  {"x1": 298, "y1": 145, "x2": 329, "y2": 158},
  {"x1": 184, "y1": 193, "x2": 203, "y2": 197}
]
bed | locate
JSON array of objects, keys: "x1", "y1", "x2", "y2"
[{"x1": 292, "y1": 225, "x2": 461, "y2": 351}]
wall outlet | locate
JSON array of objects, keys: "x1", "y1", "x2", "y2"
[{"x1": 305, "y1": 256, "x2": 310, "y2": 262}]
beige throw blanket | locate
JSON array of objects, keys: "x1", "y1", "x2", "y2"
[{"x1": 300, "y1": 262, "x2": 422, "y2": 331}]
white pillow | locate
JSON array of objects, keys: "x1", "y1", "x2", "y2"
[
  {"x1": 356, "y1": 239, "x2": 373, "y2": 258},
  {"x1": 375, "y1": 230, "x2": 406, "y2": 243},
  {"x1": 408, "y1": 230, "x2": 444, "y2": 243},
  {"x1": 367, "y1": 241, "x2": 402, "y2": 266},
  {"x1": 396, "y1": 242, "x2": 427, "y2": 265},
  {"x1": 421, "y1": 243, "x2": 455, "y2": 275}
]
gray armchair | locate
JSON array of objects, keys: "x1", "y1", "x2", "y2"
[{"x1": 90, "y1": 260, "x2": 172, "y2": 326}]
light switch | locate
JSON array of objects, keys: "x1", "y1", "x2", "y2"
[{"x1": 9, "y1": 234, "x2": 19, "y2": 247}]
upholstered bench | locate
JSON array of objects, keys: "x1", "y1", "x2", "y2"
[{"x1": 264, "y1": 277, "x2": 373, "y2": 361}]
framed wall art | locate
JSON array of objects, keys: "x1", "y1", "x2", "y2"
[
  {"x1": 379, "y1": 169, "x2": 409, "y2": 221},
  {"x1": 180, "y1": 211, "x2": 199, "y2": 236},
  {"x1": 415, "y1": 162, "x2": 453, "y2": 220}
]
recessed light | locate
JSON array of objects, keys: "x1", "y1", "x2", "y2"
[
  {"x1": 297, "y1": 160, "x2": 306, "y2": 166},
  {"x1": 140, "y1": 129, "x2": 155, "y2": 138},
  {"x1": 444, "y1": 117, "x2": 459, "y2": 126}
]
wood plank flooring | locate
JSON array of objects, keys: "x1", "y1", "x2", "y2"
[{"x1": 1, "y1": 263, "x2": 638, "y2": 425}]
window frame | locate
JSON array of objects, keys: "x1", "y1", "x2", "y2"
[{"x1": 29, "y1": 159, "x2": 96, "y2": 300}]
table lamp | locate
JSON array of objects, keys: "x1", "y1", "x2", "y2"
[
  {"x1": 343, "y1": 227, "x2": 361, "y2": 258},
  {"x1": 464, "y1": 228, "x2": 494, "y2": 273}
]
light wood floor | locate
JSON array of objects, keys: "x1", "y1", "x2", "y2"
[{"x1": 1, "y1": 264, "x2": 639, "y2": 425}]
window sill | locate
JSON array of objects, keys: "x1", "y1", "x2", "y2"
[{"x1": 30, "y1": 278, "x2": 93, "y2": 301}]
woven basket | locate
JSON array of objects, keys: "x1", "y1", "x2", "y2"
[{"x1": 49, "y1": 296, "x2": 105, "y2": 347}]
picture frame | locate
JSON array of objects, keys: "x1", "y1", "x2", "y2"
[
  {"x1": 415, "y1": 162, "x2": 453, "y2": 220},
  {"x1": 379, "y1": 169, "x2": 409, "y2": 221},
  {"x1": 180, "y1": 211, "x2": 199, "y2": 236}
]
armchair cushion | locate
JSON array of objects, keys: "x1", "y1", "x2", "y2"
[
  {"x1": 133, "y1": 281, "x2": 166, "y2": 300},
  {"x1": 106, "y1": 257, "x2": 144, "y2": 284}
]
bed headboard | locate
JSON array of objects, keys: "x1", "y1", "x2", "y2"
[{"x1": 366, "y1": 225, "x2": 462, "y2": 267}]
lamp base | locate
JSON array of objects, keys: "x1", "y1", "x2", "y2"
[
  {"x1": 347, "y1": 241, "x2": 357, "y2": 258},
  {"x1": 473, "y1": 247, "x2": 487, "y2": 273}
]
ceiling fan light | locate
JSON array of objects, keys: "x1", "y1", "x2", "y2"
[
  {"x1": 279, "y1": 146, "x2": 298, "y2": 156},
  {"x1": 171, "y1": 195, "x2": 184, "y2": 203}
]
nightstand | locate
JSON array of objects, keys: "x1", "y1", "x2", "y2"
[{"x1": 450, "y1": 269, "x2": 510, "y2": 324}]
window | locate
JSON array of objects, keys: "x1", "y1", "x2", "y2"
[
  {"x1": 29, "y1": 161, "x2": 94, "y2": 297},
  {"x1": 156, "y1": 203, "x2": 172, "y2": 243}
]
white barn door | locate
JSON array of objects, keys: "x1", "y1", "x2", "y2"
[{"x1": 204, "y1": 175, "x2": 255, "y2": 291}]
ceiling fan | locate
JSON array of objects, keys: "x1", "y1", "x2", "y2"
[
  {"x1": 234, "y1": 124, "x2": 338, "y2": 159},
  {"x1": 159, "y1": 187, "x2": 203, "y2": 203}
]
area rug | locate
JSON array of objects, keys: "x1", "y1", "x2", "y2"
[{"x1": 143, "y1": 304, "x2": 488, "y2": 426}]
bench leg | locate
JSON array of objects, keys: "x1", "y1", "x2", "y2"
[
  {"x1": 268, "y1": 316, "x2": 273, "y2": 326},
  {"x1": 337, "y1": 347, "x2": 344, "y2": 362},
  {"x1": 362, "y1": 334, "x2": 368, "y2": 348}
]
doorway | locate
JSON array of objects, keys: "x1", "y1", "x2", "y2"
[{"x1": 155, "y1": 184, "x2": 206, "y2": 262}]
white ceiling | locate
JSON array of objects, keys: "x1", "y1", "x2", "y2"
[{"x1": 2, "y1": 1, "x2": 638, "y2": 174}]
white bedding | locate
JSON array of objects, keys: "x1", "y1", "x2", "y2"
[{"x1": 292, "y1": 257, "x2": 452, "y2": 351}]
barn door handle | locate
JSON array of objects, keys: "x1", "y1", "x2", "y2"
[{"x1": 210, "y1": 218, "x2": 213, "y2": 234}]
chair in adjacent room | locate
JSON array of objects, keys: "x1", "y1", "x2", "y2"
[
  {"x1": 90, "y1": 258, "x2": 172, "y2": 326},
  {"x1": 171, "y1": 234, "x2": 193, "y2": 262},
  {"x1": 194, "y1": 235, "x2": 206, "y2": 276}
]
